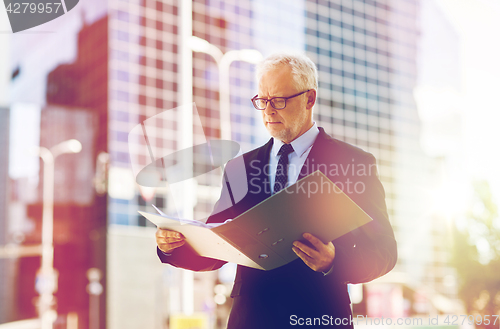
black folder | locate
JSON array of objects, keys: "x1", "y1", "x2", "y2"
[{"x1": 140, "y1": 170, "x2": 373, "y2": 270}]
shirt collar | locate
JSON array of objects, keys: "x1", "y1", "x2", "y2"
[{"x1": 271, "y1": 122, "x2": 320, "y2": 158}]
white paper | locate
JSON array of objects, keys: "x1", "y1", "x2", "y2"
[{"x1": 151, "y1": 204, "x2": 227, "y2": 228}]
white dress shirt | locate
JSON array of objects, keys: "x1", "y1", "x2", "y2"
[{"x1": 269, "y1": 122, "x2": 320, "y2": 194}]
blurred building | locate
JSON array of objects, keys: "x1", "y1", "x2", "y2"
[
  {"x1": 413, "y1": 0, "x2": 463, "y2": 311},
  {"x1": 0, "y1": 107, "x2": 14, "y2": 324},
  {"x1": 302, "y1": 0, "x2": 432, "y2": 317},
  {"x1": 18, "y1": 105, "x2": 102, "y2": 326},
  {"x1": 105, "y1": 1, "x2": 264, "y2": 327},
  {"x1": 6, "y1": 11, "x2": 108, "y2": 329},
  {"x1": 109, "y1": 0, "x2": 439, "y2": 323}
]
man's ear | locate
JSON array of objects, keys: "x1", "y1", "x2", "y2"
[{"x1": 306, "y1": 89, "x2": 316, "y2": 110}]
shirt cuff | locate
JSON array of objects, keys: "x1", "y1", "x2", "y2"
[{"x1": 322, "y1": 264, "x2": 334, "y2": 276}]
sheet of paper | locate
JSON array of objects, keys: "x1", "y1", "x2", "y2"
[
  {"x1": 140, "y1": 211, "x2": 263, "y2": 269},
  {"x1": 150, "y1": 204, "x2": 226, "y2": 228}
]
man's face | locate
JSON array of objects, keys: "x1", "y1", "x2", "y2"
[{"x1": 258, "y1": 65, "x2": 314, "y2": 143}]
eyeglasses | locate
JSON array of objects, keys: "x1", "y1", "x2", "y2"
[{"x1": 251, "y1": 89, "x2": 311, "y2": 110}]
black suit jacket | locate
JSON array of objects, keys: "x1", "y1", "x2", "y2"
[{"x1": 158, "y1": 128, "x2": 397, "y2": 328}]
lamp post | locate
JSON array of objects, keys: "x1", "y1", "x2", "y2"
[
  {"x1": 176, "y1": 32, "x2": 261, "y2": 316},
  {"x1": 35, "y1": 139, "x2": 82, "y2": 329},
  {"x1": 188, "y1": 36, "x2": 263, "y2": 140},
  {"x1": 178, "y1": 0, "x2": 194, "y2": 316},
  {"x1": 86, "y1": 268, "x2": 103, "y2": 329}
]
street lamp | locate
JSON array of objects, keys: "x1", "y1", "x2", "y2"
[
  {"x1": 176, "y1": 31, "x2": 261, "y2": 316},
  {"x1": 189, "y1": 36, "x2": 263, "y2": 140},
  {"x1": 179, "y1": 0, "x2": 194, "y2": 316},
  {"x1": 87, "y1": 268, "x2": 103, "y2": 329},
  {"x1": 35, "y1": 139, "x2": 82, "y2": 329}
]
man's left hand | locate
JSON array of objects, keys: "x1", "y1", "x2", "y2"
[{"x1": 292, "y1": 233, "x2": 335, "y2": 272}]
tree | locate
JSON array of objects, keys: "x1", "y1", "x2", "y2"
[{"x1": 451, "y1": 181, "x2": 500, "y2": 329}]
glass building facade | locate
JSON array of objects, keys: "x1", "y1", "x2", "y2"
[
  {"x1": 303, "y1": 0, "x2": 438, "y2": 316},
  {"x1": 105, "y1": 0, "x2": 438, "y2": 322}
]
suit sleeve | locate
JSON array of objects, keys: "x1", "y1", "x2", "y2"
[{"x1": 329, "y1": 153, "x2": 397, "y2": 284}]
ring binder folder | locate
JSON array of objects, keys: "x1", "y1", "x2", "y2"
[{"x1": 141, "y1": 170, "x2": 373, "y2": 270}]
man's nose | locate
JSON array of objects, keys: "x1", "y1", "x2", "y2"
[{"x1": 263, "y1": 101, "x2": 276, "y2": 115}]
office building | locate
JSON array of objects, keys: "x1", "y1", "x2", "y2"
[
  {"x1": 6, "y1": 9, "x2": 108, "y2": 328},
  {"x1": 414, "y1": 0, "x2": 462, "y2": 305},
  {"x1": 107, "y1": 0, "x2": 433, "y2": 322},
  {"x1": 302, "y1": 0, "x2": 426, "y2": 317}
]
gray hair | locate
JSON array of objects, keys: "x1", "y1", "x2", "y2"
[{"x1": 256, "y1": 52, "x2": 318, "y2": 91}]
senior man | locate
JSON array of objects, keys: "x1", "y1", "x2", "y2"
[{"x1": 156, "y1": 52, "x2": 397, "y2": 328}]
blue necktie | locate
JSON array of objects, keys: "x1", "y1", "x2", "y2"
[{"x1": 273, "y1": 144, "x2": 294, "y2": 193}]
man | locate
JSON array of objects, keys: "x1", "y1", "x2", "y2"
[{"x1": 156, "y1": 53, "x2": 397, "y2": 328}]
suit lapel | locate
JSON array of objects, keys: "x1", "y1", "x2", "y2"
[
  {"x1": 246, "y1": 138, "x2": 273, "y2": 199},
  {"x1": 298, "y1": 127, "x2": 333, "y2": 180}
]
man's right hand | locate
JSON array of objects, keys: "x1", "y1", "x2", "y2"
[{"x1": 156, "y1": 229, "x2": 186, "y2": 254}]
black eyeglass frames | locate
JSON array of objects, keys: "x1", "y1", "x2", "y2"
[{"x1": 251, "y1": 89, "x2": 311, "y2": 110}]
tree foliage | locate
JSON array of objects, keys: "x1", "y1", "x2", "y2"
[{"x1": 451, "y1": 181, "x2": 500, "y2": 328}]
